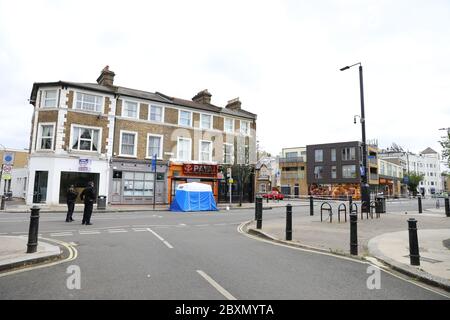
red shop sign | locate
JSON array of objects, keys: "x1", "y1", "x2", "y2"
[{"x1": 183, "y1": 164, "x2": 218, "y2": 176}]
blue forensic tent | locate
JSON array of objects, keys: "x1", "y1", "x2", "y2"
[{"x1": 170, "y1": 182, "x2": 218, "y2": 212}]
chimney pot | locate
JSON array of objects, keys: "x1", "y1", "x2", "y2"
[
  {"x1": 97, "y1": 65, "x2": 115, "y2": 86},
  {"x1": 226, "y1": 97, "x2": 241, "y2": 110},
  {"x1": 192, "y1": 89, "x2": 212, "y2": 104}
]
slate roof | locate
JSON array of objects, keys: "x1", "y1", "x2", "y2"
[
  {"x1": 30, "y1": 81, "x2": 257, "y2": 120},
  {"x1": 420, "y1": 147, "x2": 438, "y2": 154}
]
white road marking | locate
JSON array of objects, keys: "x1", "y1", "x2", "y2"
[
  {"x1": 196, "y1": 270, "x2": 237, "y2": 300},
  {"x1": 108, "y1": 229, "x2": 128, "y2": 233},
  {"x1": 79, "y1": 230, "x2": 101, "y2": 235},
  {"x1": 163, "y1": 241, "x2": 174, "y2": 249},
  {"x1": 132, "y1": 228, "x2": 149, "y2": 232},
  {"x1": 146, "y1": 228, "x2": 173, "y2": 249},
  {"x1": 195, "y1": 224, "x2": 209, "y2": 227},
  {"x1": 50, "y1": 232, "x2": 73, "y2": 237}
]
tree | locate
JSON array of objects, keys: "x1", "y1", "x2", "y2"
[
  {"x1": 404, "y1": 173, "x2": 425, "y2": 196},
  {"x1": 440, "y1": 131, "x2": 450, "y2": 167}
]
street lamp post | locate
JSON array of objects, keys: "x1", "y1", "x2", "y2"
[{"x1": 340, "y1": 62, "x2": 370, "y2": 213}]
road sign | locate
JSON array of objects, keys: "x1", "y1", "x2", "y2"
[
  {"x1": 228, "y1": 178, "x2": 234, "y2": 183},
  {"x1": 151, "y1": 154, "x2": 157, "y2": 172},
  {"x1": 2, "y1": 152, "x2": 14, "y2": 165}
]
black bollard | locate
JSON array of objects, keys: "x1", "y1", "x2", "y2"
[
  {"x1": 27, "y1": 206, "x2": 41, "y2": 253},
  {"x1": 286, "y1": 204, "x2": 292, "y2": 241},
  {"x1": 255, "y1": 196, "x2": 262, "y2": 221},
  {"x1": 0, "y1": 195, "x2": 5, "y2": 210},
  {"x1": 350, "y1": 213, "x2": 358, "y2": 255},
  {"x1": 349, "y1": 195, "x2": 353, "y2": 210},
  {"x1": 445, "y1": 198, "x2": 450, "y2": 217},
  {"x1": 418, "y1": 196, "x2": 422, "y2": 214},
  {"x1": 408, "y1": 218, "x2": 420, "y2": 266},
  {"x1": 309, "y1": 196, "x2": 314, "y2": 216},
  {"x1": 256, "y1": 197, "x2": 263, "y2": 229}
]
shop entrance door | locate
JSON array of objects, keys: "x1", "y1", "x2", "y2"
[
  {"x1": 59, "y1": 172, "x2": 99, "y2": 204},
  {"x1": 33, "y1": 171, "x2": 48, "y2": 203}
]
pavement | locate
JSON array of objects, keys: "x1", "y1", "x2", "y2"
[
  {"x1": 246, "y1": 210, "x2": 450, "y2": 291},
  {"x1": 0, "y1": 236, "x2": 62, "y2": 272}
]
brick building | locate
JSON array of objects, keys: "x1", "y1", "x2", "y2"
[{"x1": 27, "y1": 66, "x2": 257, "y2": 205}]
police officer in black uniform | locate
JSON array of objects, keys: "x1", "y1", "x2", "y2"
[
  {"x1": 80, "y1": 181, "x2": 96, "y2": 225},
  {"x1": 66, "y1": 185, "x2": 78, "y2": 222}
]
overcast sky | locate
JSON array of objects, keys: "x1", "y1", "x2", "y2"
[{"x1": 0, "y1": 0, "x2": 449, "y2": 168}]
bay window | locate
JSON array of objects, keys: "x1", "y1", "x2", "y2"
[{"x1": 71, "y1": 126, "x2": 100, "y2": 152}]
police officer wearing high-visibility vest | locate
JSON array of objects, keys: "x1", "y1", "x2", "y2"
[{"x1": 80, "y1": 181, "x2": 96, "y2": 225}]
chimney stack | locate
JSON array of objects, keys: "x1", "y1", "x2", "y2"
[
  {"x1": 192, "y1": 89, "x2": 212, "y2": 104},
  {"x1": 225, "y1": 97, "x2": 241, "y2": 110},
  {"x1": 96, "y1": 65, "x2": 115, "y2": 87}
]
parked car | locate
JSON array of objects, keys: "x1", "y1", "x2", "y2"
[{"x1": 262, "y1": 190, "x2": 284, "y2": 200}]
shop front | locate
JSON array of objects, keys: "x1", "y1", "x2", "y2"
[
  {"x1": 379, "y1": 177, "x2": 401, "y2": 198},
  {"x1": 309, "y1": 183, "x2": 361, "y2": 199},
  {"x1": 168, "y1": 162, "x2": 219, "y2": 204},
  {"x1": 27, "y1": 155, "x2": 109, "y2": 206},
  {"x1": 109, "y1": 159, "x2": 168, "y2": 205}
]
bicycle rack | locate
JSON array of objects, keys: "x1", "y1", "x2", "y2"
[
  {"x1": 320, "y1": 202, "x2": 333, "y2": 223},
  {"x1": 337, "y1": 203, "x2": 347, "y2": 223}
]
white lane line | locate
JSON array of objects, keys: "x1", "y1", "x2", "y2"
[
  {"x1": 214, "y1": 223, "x2": 227, "y2": 226},
  {"x1": 146, "y1": 228, "x2": 173, "y2": 249},
  {"x1": 163, "y1": 241, "x2": 174, "y2": 249},
  {"x1": 50, "y1": 232, "x2": 73, "y2": 237},
  {"x1": 132, "y1": 228, "x2": 149, "y2": 232},
  {"x1": 195, "y1": 224, "x2": 209, "y2": 227},
  {"x1": 196, "y1": 270, "x2": 237, "y2": 300},
  {"x1": 108, "y1": 229, "x2": 128, "y2": 233},
  {"x1": 79, "y1": 231, "x2": 101, "y2": 235}
]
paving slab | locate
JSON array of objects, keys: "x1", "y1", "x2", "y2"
[{"x1": 0, "y1": 236, "x2": 62, "y2": 272}]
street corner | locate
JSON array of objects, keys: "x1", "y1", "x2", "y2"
[
  {"x1": 367, "y1": 229, "x2": 450, "y2": 292},
  {"x1": 0, "y1": 235, "x2": 66, "y2": 274}
]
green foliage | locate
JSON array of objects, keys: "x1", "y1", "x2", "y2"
[
  {"x1": 405, "y1": 173, "x2": 425, "y2": 196},
  {"x1": 440, "y1": 131, "x2": 450, "y2": 167}
]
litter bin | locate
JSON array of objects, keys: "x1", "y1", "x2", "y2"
[
  {"x1": 97, "y1": 195, "x2": 107, "y2": 210},
  {"x1": 376, "y1": 196, "x2": 386, "y2": 214}
]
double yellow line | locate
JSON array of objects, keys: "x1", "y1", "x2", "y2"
[{"x1": 0, "y1": 237, "x2": 78, "y2": 277}]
